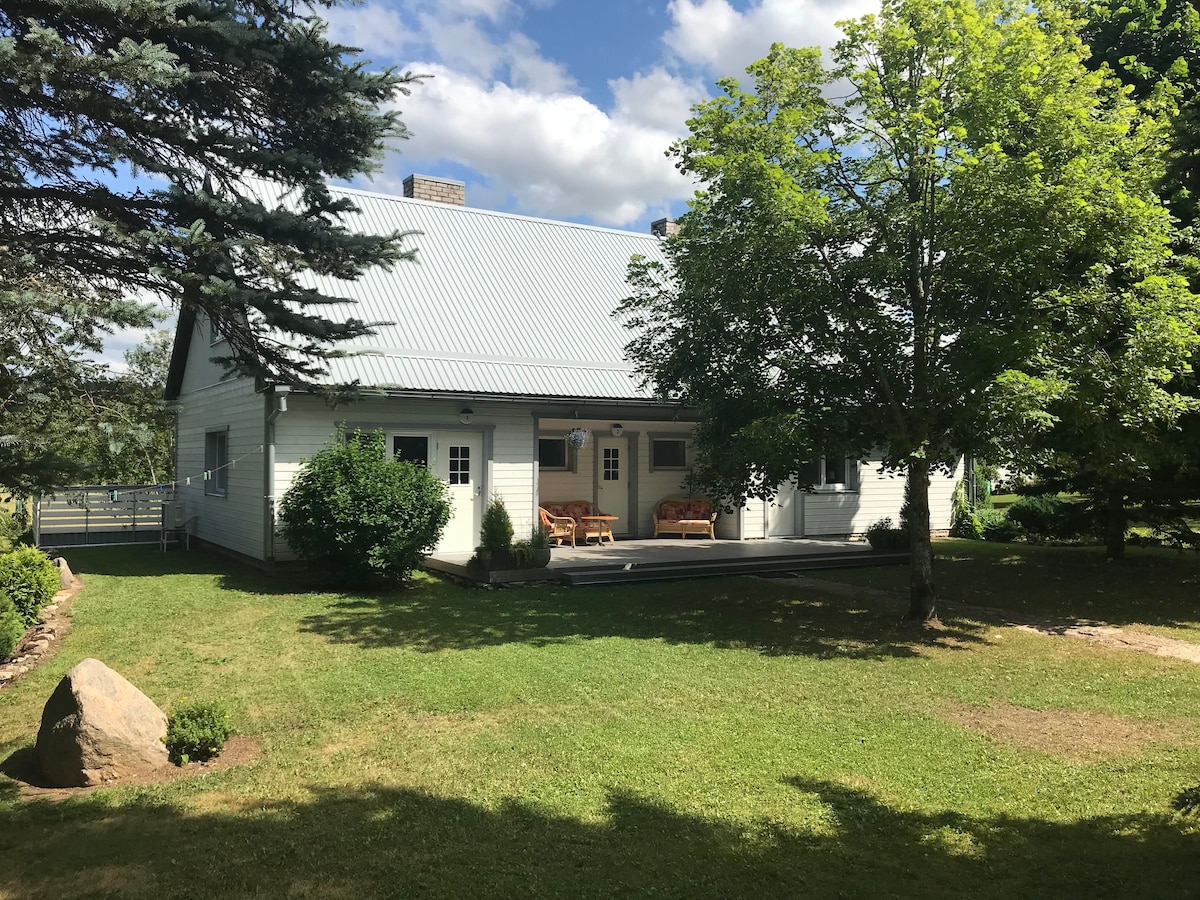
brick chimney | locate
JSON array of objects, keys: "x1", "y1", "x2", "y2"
[
  {"x1": 651, "y1": 217, "x2": 680, "y2": 237},
  {"x1": 403, "y1": 174, "x2": 465, "y2": 206}
]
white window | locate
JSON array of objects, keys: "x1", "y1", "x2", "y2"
[
  {"x1": 800, "y1": 456, "x2": 857, "y2": 491},
  {"x1": 208, "y1": 314, "x2": 225, "y2": 346},
  {"x1": 204, "y1": 430, "x2": 228, "y2": 496},
  {"x1": 650, "y1": 437, "x2": 688, "y2": 471}
]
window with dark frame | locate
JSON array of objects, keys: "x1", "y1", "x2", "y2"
[
  {"x1": 204, "y1": 431, "x2": 228, "y2": 496},
  {"x1": 651, "y1": 438, "x2": 688, "y2": 469},
  {"x1": 538, "y1": 437, "x2": 568, "y2": 470},
  {"x1": 392, "y1": 435, "x2": 429, "y2": 468}
]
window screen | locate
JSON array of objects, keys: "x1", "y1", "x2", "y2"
[
  {"x1": 392, "y1": 435, "x2": 429, "y2": 468},
  {"x1": 651, "y1": 439, "x2": 687, "y2": 469},
  {"x1": 204, "y1": 431, "x2": 228, "y2": 496},
  {"x1": 538, "y1": 438, "x2": 568, "y2": 469}
]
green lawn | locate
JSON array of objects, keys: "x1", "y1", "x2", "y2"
[{"x1": 0, "y1": 545, "x2": 1197, "y2": 898}]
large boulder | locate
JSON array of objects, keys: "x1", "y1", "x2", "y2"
[{"x1": 35, "y1": 658, "x2": 169, "y2": 786}]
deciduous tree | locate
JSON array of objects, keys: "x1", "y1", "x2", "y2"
[{"x1": 622, "y1": 0, "x2": 1191, "y2": 620}]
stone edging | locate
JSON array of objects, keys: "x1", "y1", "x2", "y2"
[{"x1": 0, "y1": 576, "x2": 83, "y2": 690}]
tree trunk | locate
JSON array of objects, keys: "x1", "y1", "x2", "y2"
[
  {"x1": 1104, "y1": 484, "x2": 1127, "y2": 561},
  {"x1": 906, "y1": 457, "x2": 938, "y2": 623}
]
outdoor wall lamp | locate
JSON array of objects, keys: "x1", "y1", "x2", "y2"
[
  {"x1": 459, "y1": 408, "x2": 474, "y2": 425},
  {"x1": 610, "y1": 423, "x2": 624, "y2": 436}
]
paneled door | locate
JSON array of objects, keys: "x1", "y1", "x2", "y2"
[
  {"x1": 595, "y1": 435, "x2": 629, "y2": 536},
  {"x1": 391, "y1": 431, "x2": 483, "y2": 553}
]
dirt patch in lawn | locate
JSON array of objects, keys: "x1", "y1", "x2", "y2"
[
  {"x1": 4, "y1": 734, "x2": 261, "y2": 802},
  {"x1": 941, "y1": 700, "x2": 1196, "y2": 761}
]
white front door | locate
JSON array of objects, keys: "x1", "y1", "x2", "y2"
[
  {"x1": 595, "y1": 435, "x2": 629, "y2": 535},
  {"x1": 392, "y1": 431, "x2": 483, "y2": 553}
]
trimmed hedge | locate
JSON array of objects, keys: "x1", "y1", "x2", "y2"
[
  {"x1": 0, "y1": 547, "x2": 59, "y2": 626},
  {"x1": 1007, "y1": 495, "x2": 1090, "y2": 540}
]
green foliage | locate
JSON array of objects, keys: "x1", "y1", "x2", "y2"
[
  {"x1": 865, "y1": 518, "x2": 908, "y2": 551},
  {"x1": 479, "y1": 498, "x2": 515, "y2": 553},
  {"x1": 1007, "y1": 495, "x2": 1091, "y2": 540},
  {"x1": 978, "y1": 508, "x2": 1023, "y2": 543},
  {"x1": 166, "y1": 699, "x2": 233, "y2": 765},
  {"x1": 1, "y1": 0, "x2": 419, "y2": 398},
  {"x1": 620, "y1": 0, "x2": 1183, "y2": 619},
  {"x1": 0, "y1": 547, "x2": 59, "y2": 625},
  {"x1": 949, "y1": 481, "x2": 983, "y2": 540},
  {"x1": 0, "y1": 591, "x2": 25, "y2": 661},
  {"x1": 528, "y1": 525, "x2": 551, "y2": 551},
  {"x1": 279, "y1": 429, "x2": 451, "y2": 586}
]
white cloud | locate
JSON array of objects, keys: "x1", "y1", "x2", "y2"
[
  {"x1": 320, "y1": 3, "x2": 415, "y2": 63},
  {"x1": 392, "y1": 64, "x2": 694, "y2": 226},
  {"x1": 664, "y1": 0, "x2": 878, "y2": 76},
  {"x1": 610, "y1": 68, "x2": 707, "y2": 133}
]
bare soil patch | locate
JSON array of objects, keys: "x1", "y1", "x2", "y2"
[
  {"x1": 3, "y1": 735, "x2": 261, "y2": 802},
  {"x1": 941, "y1": 700, "x2": 1197, "y2": 761}
]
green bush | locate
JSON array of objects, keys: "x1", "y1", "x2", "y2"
[
  {"x1": 1007, "y1": 495, "x2": 1090, "y2": 540},
  {"x1": 978, "y1": 508, "x2": 1022, "y2": 542},
  {"x1": 0, "y1": 592, "x2": 25, "y2": 661},
  {"x1": 0, "y1": 547, "x2": 59, "y2": 626},
  {"x1": 279, "y1": 428, "x2": 451, "y2": 586},
  {"x1": 166, "y1": 699, "x2": 233, "y2": 765},
  {"x1": 865, "y1": 517, "x2": 908, "y2": 550},
  {"x1": 948, "y1": 480, "x2": 982, "y2": 539},
  {"x1": 479, "y1": 497, "x2": 514, "y2": 552}
]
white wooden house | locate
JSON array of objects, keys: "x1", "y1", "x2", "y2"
[{"x1": 165, "y1": 174, "x2": 958, "y2": 564}]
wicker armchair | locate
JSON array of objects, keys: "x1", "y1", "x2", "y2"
[{"x1": 538, "y1": 506, "x2": 577, "y2": 547}]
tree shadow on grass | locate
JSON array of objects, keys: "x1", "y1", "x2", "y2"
[
  {"x1": 298, "y1": 576, "x2": 988, "y2": 661},
  {"x1": 0, "y1": 777, "x2": 1194, "y2": 898}
]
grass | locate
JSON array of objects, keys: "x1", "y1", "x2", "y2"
[
  {"x1": 824, "y1": 537, "x2": 1200, "y2": 643},
  {"x1": 0, "y1": 545, "x2": 1196, "y2": 898}
]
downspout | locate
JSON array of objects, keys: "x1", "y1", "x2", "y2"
[{"x1": 263, "y1": 386, "x2": 290, "y2": 565}]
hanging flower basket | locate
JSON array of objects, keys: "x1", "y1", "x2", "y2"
[{"x1": 565, "y1": 427, "x2": 591, "y2": 449}]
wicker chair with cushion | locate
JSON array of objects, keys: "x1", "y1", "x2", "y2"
[
  {"x1": 653, "y1": 498, "x2": 717, "y2": 539},
  {"x1": 538, "y1": 506, "x2": 577, "y2": 547},
  {"x1": 542, "y1": 500, "x2": 610, "y2": 543}
]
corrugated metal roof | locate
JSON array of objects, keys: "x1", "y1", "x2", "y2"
[{"x1": 249, "y1": 179, "x2": 669, "y2": 400}]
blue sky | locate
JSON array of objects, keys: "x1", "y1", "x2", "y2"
[{"x1": 106, "y1": 0, "x2": 878, "y2": 365}]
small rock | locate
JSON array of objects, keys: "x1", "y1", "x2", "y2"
[{"x1": 53, "y1": 557, "x2": 74, "y2": 590}]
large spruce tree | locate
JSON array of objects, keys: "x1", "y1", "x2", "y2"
[
  {"x1": 1, "y1": 0, "x2": 417, "y2": 383},
  {"x1": 1, "y1": 0, "x2": 418, "y2": 493}
]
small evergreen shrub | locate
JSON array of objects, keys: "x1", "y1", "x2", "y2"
[
  {"x1": 865, "y1": 517, "x2": 908, "y2": 550},
  {"x1": 1007, "y1": 495, "x2": 1089, "y2": 540},
  {"x1": 0, "y1": 547, "x2": 60, "y2": 626},
  {"x1": 279, "y1": 428, "x2": 451, "y2": 586},
  {"x1": 0, "y1": 591, "x2": 25, "y2": 661},
  {"x1": 978, "y1": 508, "x2": 1022, "y2": 542},
  {"x1": 166, "y1": 699, "x2": 233, "y2": 765},
  {"x1": 479, "y1": 497, "x2": 515, "y2": 552}
]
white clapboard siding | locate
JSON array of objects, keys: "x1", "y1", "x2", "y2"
[{"x1": 174, "y1": 378, "x2": 267, "y2": 559}]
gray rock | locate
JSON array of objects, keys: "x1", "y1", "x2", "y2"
[
  {"x1": 36, "y1": 658, "x2": 169, "y2": 786},
  {"x1": 53, "y1": 557, "x2": 73, "y2": 590}
]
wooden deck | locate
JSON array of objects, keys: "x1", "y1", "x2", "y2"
[{"x1": 426, "y1": 537, "x2": 907, "y2": 586}]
